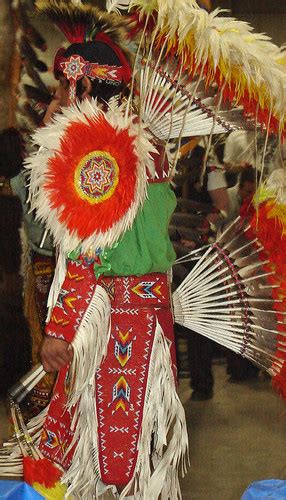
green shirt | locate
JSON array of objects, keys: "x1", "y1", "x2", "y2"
[{"x1": 70, "y1": 182, "x2": 176, "y2": 277}]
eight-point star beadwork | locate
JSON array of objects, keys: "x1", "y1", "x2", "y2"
[{"x1": 75, "y1": 150, "x2": 119, "y2": 204}]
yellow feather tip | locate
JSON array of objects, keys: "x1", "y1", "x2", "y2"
[
  {"x1": 253, "y1": 185, "x2": 276, "y2": 207},
  {"x1": 266, "y1": 203, "x2": 286, "y2": 236}
]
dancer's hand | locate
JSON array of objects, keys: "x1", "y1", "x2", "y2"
[
  {"x1": 42, "y1": 97, "x2": 61, "y2": 125},
  {"x1": 41, "y1": 336, "x2": 73, "y2": 372}
]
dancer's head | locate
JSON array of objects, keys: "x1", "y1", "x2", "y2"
[{"x1": 36, "y1": 1, "x2": 132, "y2": 105}]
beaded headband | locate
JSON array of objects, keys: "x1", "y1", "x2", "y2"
[{"x1": 56, "y1": 53, "x2": 124, "y2": 103}]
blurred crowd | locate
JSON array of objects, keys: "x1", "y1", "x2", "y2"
[{"x1": 172, "y1": 130, "x2": 286, "y2": 400}]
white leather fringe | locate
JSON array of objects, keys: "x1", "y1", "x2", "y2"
[
  {"x1": 120, "y1": 319, "x2": 189, "y2": 500},
  {"x1": 63, "y1": 284, "x2": 111, "y2": 499},
  {"x1": 0, "y1": 407, "x2": 49, "y2": 477}
]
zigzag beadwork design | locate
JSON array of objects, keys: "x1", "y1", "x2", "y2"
[
  {"x1": 99, "y1": 407, "x2": 105, "y2": 430},
  {"x1": 114, "y1": 329, "x2": 133, "y2": 368},
  {"x1": 97, "y1": 374, "x2": 107, "y2": 483},
  {"x1": 109, "y1": 426, "x2": 129, "y2": 433},
  {"x1": 123, "y1": 277, "x2": 130, "y2": 303},
  {"x1": 41, "y1": 429, "x2": 59, "y2": 450},
  {"x1": 126, "y1": 457, "x2": 135, "y2": 478},
  {"x1": 101, "y1": 431, "x2": 106, "y2": 452},
  {"x1": 131, "y1": 280, "x2": 162, "y2": 300},
  {"x1": 111, "y1": 307, "x2": 139, "y2": 315},
  {"x1": 133, "y1": 409, "x2": 140, "y2": 431},
  {"x1": 56, "y1": 288, "x2": 78, "y2": 315},
  {"x1": 97, "y1": 382, "x2": 104, "y2": 405},
  {"x1": 147, "y1": 312, "x2": 154, "y2": 333},
  {"x1": 50, "y1": 315, "x2": 70, "y2": 327},
  {"x1": 110, "y1": 376, "x2": 131, "y2": 415},
  {"x1": 67, "y1": 270, "x2": 85, "y2": 282},
  {"x1": 138, "y1": 365, "x2": 147, "y2": 385},
  {"x1": 129, "y1": 432, "x2": 138, "y2": 457},
  {"x1": 74, "y1": 311, "x2": 85, "y2": 329},
  {"x1": 102, "y1": 453, "x2": 109, "y2": 476},
  {"x1": 108, "y1": 367, "x2": 137, "y2": 376}
]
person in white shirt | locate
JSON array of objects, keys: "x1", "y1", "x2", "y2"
[{"x1": 226, "y1": 166, "x2": 257, "y2": 220}]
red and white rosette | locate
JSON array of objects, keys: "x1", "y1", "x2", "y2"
[{"x1": 26, "y1": 99, "x2": 156, "y2": 253}]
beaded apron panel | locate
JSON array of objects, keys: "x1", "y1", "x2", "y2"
[{"x1": 39, "y1": 262, "x2": 175, "y2": 488}]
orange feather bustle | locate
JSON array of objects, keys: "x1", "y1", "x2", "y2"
[
  {"x1": 23, "y1": 456, "x2": 62, "y2": 489},
  {"x1": 242, "y1": 200, "x2": 286, "y2": 399},
  {"x1": 44, "y1": 114, "x2": 138, "y2": 240},
  {"x1": 248, "y1": 202, "x2": 286, "y2": 283}
]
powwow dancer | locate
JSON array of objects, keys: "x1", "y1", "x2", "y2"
[{"x1": 0, "y1": 1, "x2": 286, "y2": 499}]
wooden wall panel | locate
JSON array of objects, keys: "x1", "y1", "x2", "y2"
[
  {"x1": 0, "y1": 0, "x2": 15, "y2": 130},
  {"x1": 232, "y1": 0, "x2": 286, "y2": 14}
]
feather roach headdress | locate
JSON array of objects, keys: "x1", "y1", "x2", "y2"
[
  {"x1": 35, "y1": 0, "x2": 133, "y2": 103},
  {"x1": 35, "y1": 0, "x2": 131, "y2": 46}
]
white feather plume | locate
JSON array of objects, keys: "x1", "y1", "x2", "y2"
[{"x1": 106, "y1": 0, "x2": 131, "y2": 14}]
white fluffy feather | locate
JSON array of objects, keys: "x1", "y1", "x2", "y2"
[{"x1": 106, "y1": 0, "x2": 131, "y2": 13}]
